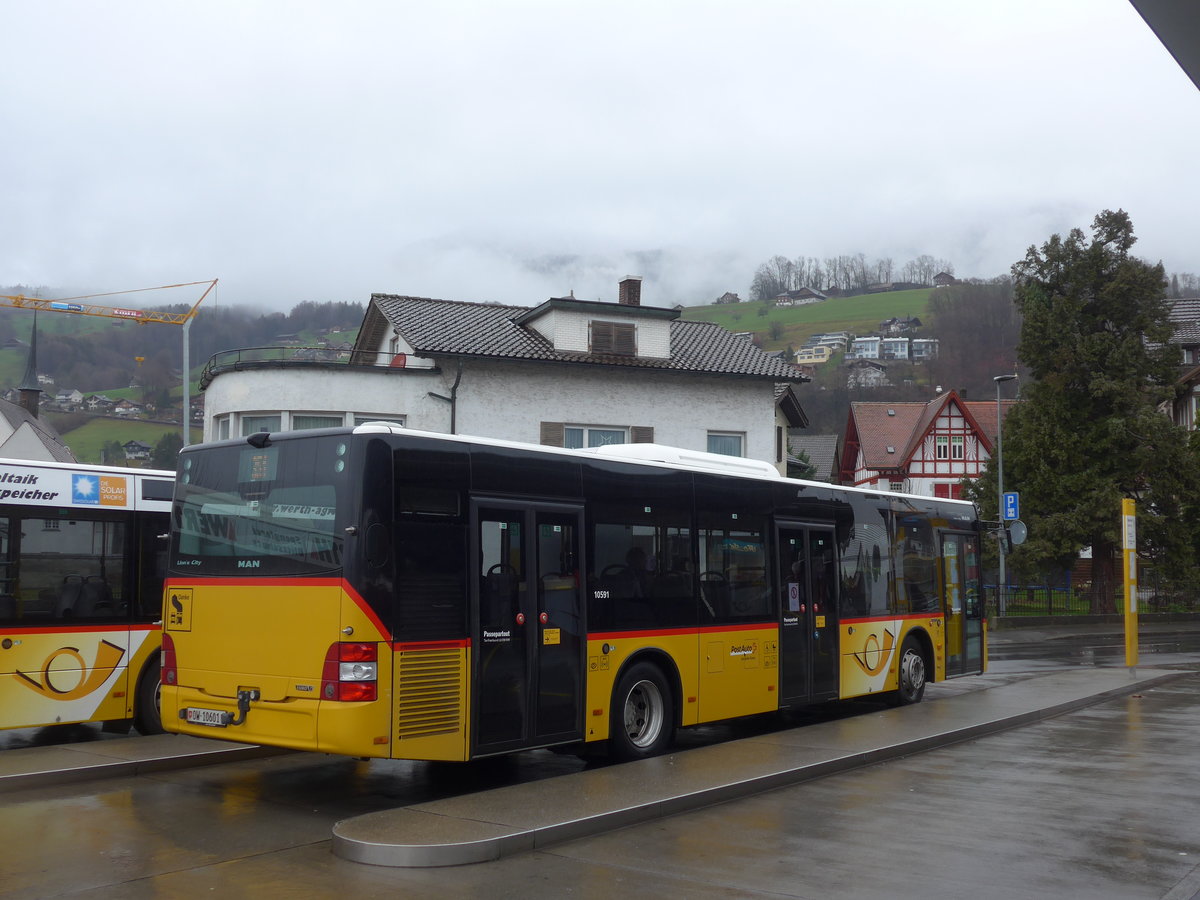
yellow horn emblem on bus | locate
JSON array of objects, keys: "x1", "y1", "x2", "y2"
[
  {"x1": 15, "y1": 640, "x2": 126, "y2": 700},
  {"x1": 852, "y1": 628, "x2": 895, "y2": 676}
]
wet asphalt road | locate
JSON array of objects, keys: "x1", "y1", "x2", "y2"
[{"x1": 4, "y1": 627, "x2": 1200, "y2": 899}]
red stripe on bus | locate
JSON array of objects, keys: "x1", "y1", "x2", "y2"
[
  {"x1": 391, "y1": 639, "x2": 471, "y2": 652},
  {"x1": 337, "y1": 580, "x2": 391, "y2": 641},
  {"x1": 840, "y1": 613, "x2": 944, "y2": 625},
  {"x1": 0, "y1": 623, "x2": 157, "y2": 636},
  {"x1": 590, "y1": 621, "x2": 777, "y2": 641},
  {"x1": 164, "y1": 577, "x2": 344, "y2": 588}
]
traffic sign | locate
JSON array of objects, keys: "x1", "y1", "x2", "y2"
[{"x1": 1003, "y1": 492, "x2": 1019, "y2": 521}]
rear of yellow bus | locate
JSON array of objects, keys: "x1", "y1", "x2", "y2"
[{"x1": 161, "y1": 431, "x2": 398, "y2": 757}]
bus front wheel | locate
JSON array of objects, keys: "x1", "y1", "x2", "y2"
[
  {"x1": 895, "y1": 636, "x2": 927, "y2": 705},
  {"x1": 610, "y1": 662, "x2": 674, "y2": 761},
  {"x1": 134, "y1": 658, "x2": 164, "y2": 735}
]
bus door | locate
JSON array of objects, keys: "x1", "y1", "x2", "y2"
[
  {"x1": 776, "y1": 523, "x2": 839, "y2": 706},
  {"x1": 473, "y1": 501, "x2": 584, "y2": 755},
  {"x1": 941, "y1": 532, "x2": 984, "y2": 676}
]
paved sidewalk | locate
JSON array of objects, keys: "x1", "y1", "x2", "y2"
[{"x1": 332, "y1": 666, "x2": 1180, "y2": 868}]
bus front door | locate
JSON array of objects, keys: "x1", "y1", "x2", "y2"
[
  {"x1": 942, "y1": 532, "x2": 984, "y2": 676},
  {"x1": 473, "y1": 502, "x2": 584, "y2": 755},
  {"x1": 777, "y1": 524, "x2": 839, "y2": 706}
]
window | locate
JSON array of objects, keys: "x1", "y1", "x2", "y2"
[
  {"x1": 707, "y1": 432, "x2": 744, "y2": 457},
  {"x1": 838, "y1": 501, "x2": 892, "y2": 618},
  {"x1": 4, "y1": 517, "x2": 126, "y2": 622},
  {"x1": 934, "y1": 483, "x2": 963, "y2": 499},
  {"x1": 216, "y1": 415, "x2": 231, "y2": 441},
  {"x1": 590, "y1": 505, "x2": 693, "y2": 629},
  {"x1": 354, "y1": 415, "x2": 407, "y2": 427},
  {"x1": 590, "y1": 321, "x2": 636, "y2": 355},
  {"x1": 241, "y1": 414, "x2": 281, "y2": 436},
  {"x1": 935, "y1": 435, "x2": 949, "y2": 460},
  {"x1": 564, "y1": 426, "x2": 627, "y2": 449},
  {"x1": 699, "y1": 514, "x2": 769, "y2": 622},
  {"x1": 292, "y1": 414, "x2": 344, "y2": 431},
  {"x1": 951, "y1": 435, "x2": 965, "y2": 460}
]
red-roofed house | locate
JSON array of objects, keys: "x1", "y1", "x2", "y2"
[{"x1": 839, "y1": 391, "x2": 1016, "y2": 497}]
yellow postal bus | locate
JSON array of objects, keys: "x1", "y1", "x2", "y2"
[
  {"x1": 0, "y1": 458, "x2": 172, "y2": 735},
  {"x1": 162, "y1": 425, "x2": 984, "y2": 761}
]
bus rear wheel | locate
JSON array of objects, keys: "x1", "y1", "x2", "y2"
[
  {"x1": 895, "y1": 636, "x2": 927, "y2": 705},
  {"x1": 134, "y1": 658, "x2": 164, "y2": 735},
  {"x1": 610, "y1": 662, "x2": 674, "y2": 761}
]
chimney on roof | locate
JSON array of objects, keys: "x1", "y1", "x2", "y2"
[{"x1": 618, "y1": 276, "x2": 642, "y2": 307}]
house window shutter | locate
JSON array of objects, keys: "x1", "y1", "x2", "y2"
[
  {"x1": 591, "y1": 322, "x2": 615, "y2": 353},
  {"x1": 613, "y1": 323, "x2": 636, "y2": 356},
  {"x1": 631, "y1": 426, "x2": 654, "y2": 444},
  {"x1": 590, "y1": 321, "x2": 636, "y2": 356},
  {"x1": 540, "y1": 422, "x2": 565, "y2": 446}
]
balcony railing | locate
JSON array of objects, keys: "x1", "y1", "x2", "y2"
[{"x1": 199, "y1": 346, "x2": 400, "y2": 389}]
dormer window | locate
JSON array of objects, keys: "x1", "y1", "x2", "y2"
[{"x1": 591, "y1": 321, "x2": 636, "y2": 356}]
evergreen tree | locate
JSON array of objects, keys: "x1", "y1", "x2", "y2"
[
  {"x1": 967, "y1": 210, "x2": 1199, "y2": 612},
  {"x1": 152, "y1": 432, "x2": 184, "y2": 470}
]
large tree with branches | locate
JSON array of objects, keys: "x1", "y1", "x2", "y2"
[{"x1": 966, "y1": 210, "x2": 1200, "y2": 612}]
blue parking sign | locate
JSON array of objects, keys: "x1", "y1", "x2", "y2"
[{"x1": 1003, "y1": 492, "x2": 1019, "y2": 521}]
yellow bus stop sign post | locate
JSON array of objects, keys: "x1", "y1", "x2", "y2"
[{"x1": 1122, "y1": 498, "x2": 1138, "y2": 669}]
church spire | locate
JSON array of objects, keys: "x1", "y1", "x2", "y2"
[{"x1": 18, "y1": 312, "x2": 41, "y2": 418}]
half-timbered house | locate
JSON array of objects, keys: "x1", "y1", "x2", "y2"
[{"x1": 839, "y1": 390, "x2": 1016, "y2": 497}]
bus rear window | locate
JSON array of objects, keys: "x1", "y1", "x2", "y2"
[{"x1": 172, "y1": 438, "x2": 347, "y2": 576}]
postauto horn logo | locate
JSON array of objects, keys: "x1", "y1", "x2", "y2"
[{"x1": 72, "y1": 473, "x2": 126, "y2": 507}]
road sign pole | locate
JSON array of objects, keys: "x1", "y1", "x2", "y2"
[{"x1": 1123, "y1": 498, "x2": 1138, "y2": 668}]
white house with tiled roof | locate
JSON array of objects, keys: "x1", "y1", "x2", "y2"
[
  {"x1": 201, "y1": 278, "x2": 809, "y2": 472},
  {"x1": 839, "y1": 390, "x2": 1015, "y2": 498}
]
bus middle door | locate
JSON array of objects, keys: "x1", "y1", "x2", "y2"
[
  {"x1": 777, "y1": 523, "x2": 839, "y2": 707},
  {"x1": 473, "y1": 502, "x2": 584, "y2": 756}
]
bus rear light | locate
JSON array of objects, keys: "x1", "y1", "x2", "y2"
[
  {"x1": 161, "y1": 632, "x2": 178, "y2": 685},
  {"x1": 321, "y1": 642, "x2": 378, "y2": 702}
]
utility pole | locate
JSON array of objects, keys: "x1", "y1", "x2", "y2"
[{"x1": 994, "y1": 373, "x2": 1018, "y2": 616}]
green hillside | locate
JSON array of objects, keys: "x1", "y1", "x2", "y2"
[
  {"x1": 48, "y1": 417, "x2": 201, "y2": 466},
  {"x1": 681, "y1": 288, "x2": 933, "y2": 351}
]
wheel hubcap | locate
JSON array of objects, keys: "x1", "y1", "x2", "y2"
[
  {"x1": 623, "y1": 679, "x2": 664, "y2": 748},
  {"x1": 901, "y1": 650, "x2": 925, "y2": 694}
]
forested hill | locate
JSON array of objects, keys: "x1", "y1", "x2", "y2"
[{"x1": 0, "y1": 297, "x2": 364, "y2": 394}]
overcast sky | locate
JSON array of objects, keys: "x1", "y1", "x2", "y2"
[{"x1": 4, "y1": 1, "x2": 1198, "y2": 312}]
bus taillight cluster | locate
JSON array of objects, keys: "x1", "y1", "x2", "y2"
[
  {"x1": 161, "y1": 633, "x2": 178, "y2": 686},
  {"x1": 321, "y1": 642, "x2": 378, "y2": 702}
]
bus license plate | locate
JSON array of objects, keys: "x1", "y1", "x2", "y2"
[{"x1": 185, "y1": 707, "x2": 229, "y2": 727}]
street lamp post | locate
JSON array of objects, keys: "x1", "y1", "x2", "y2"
[{"x1": 994, "y1": 373, "x2": 1018, "y2": 616}]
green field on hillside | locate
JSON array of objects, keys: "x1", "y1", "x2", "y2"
[
  {"x1": 52, "y1": 418, "x2": 201, "y2": 466},
  {"x1": 680, "y1": 288, "x2": 933, "y2": 351}
]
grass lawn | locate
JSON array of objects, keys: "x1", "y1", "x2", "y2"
[
  {"x1": 680, "y1": 288, "x2": 933, "y2": 351},
  {"x1": 54, "y1": 417, "x2": 201, "y2": 466}
]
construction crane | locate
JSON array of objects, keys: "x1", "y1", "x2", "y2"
[{"x1": 0, "y1": 279, "x2": 218, "y2": 446}]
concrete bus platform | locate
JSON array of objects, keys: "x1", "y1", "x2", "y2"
[
  {"x1": 0, "y1": 732, "x2": 285, "y2": 793},
  {"x1": 332, "y1": 666, "x2": 1183, "y2": 868}
]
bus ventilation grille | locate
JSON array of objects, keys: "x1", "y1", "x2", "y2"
[{"x1": 395, "y1": 648, "x2": 462, "y2": 740}]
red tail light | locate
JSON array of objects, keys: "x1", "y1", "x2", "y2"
[
  {"x1": 321, "y1": 642, "x2": 378, "y2": 702},
  {"x1": 161, "y1": 632, "x2": 177, "y2": 686}
]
